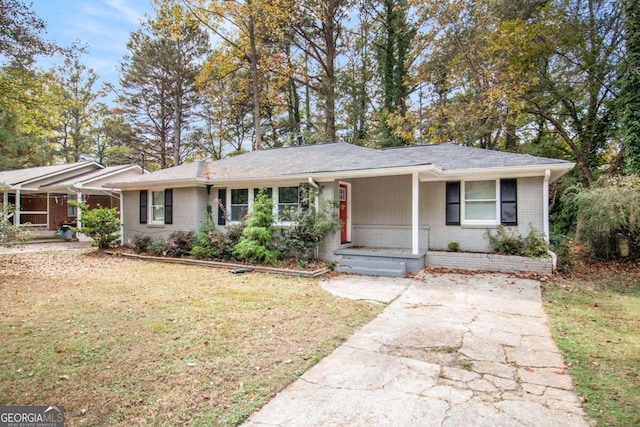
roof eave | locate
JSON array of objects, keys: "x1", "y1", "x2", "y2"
[{"x1": 421, "y1": 163, "x2": 576, "y2": 182}]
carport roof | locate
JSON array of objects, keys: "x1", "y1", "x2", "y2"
[{"x1": 0, "y1": 161, "x2": 100, "y2": 188}]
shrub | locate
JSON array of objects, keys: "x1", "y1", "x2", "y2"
[
  {"x1": 233, "y1": 190, "x2": 280, "y2": 265},
  {"x1": 281, "y1": 190, "x2": 341, "y2": 260},
  {"x1": 484, "y1": 225, "x2": 549, "y2": 258},
  {"x1": 0, "y1": 203, "x2": 31, "y2": 247},
  {"x1": 165, "y1": 230, "x2": 194, "y2": 257},
  {"x1": 72, "y1": 202, "x2": 120, "y2": 249},
  {"x1": 191, "y1": 219, "x2": 245, "y2": 260},
  {"x1": 575, "y1": 175, "x2": 640, "y2": 259},
  {"x1": 130, "y1": 234, "x2": 153, "y2": 254},
  {"x1": 147, "y1": 240, "x2": 168, "y2": 257},
  {"x1": 553, "y1": 236, "x2": 578, "y2": 274},
  {"x1": 447, "y1": 242, "x2": 460, "y2": 252}
]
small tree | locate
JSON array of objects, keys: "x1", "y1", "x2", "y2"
[
  {"x1": 233, "y1": 189, "x2": 280, "y2": 265},
  {"x1": 575, "y1": 176, "x2": 640, "y2": 259},
  {"x1": 281, "y1": 186, "x2": 341, "y2": 260},
  {"x1": 73, "y1": 202, "x2": 120, "y2": 249},
  {"x1": 0, "y1": 203, "x2": 31, "y2": 247}
]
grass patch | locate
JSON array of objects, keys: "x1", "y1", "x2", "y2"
[
  {"x1": 0, "y1": 251, "x2": 382, "y2": 426},
  {"x1": 544, "y1": 265, "x2": 640, "y2": 427}
]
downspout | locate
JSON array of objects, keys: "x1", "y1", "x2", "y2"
[
  {"x1": 543, "y1": 169, "x2": 550, "y2": 240},
  {"x1": 543, "y1": 169, "x2": 557, "y2": 270},
  {"x1": 308, "y1": 177, "x2": 320, "y2": 259}
]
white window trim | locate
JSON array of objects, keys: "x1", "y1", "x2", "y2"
[
  {"x1": 460, "y1": 180, "x2": 500, "y2": 226},
  {"x1": 229, "y1": 188, "x2": 249, "y2": 223},
  {"x1": 150, "y1": 190, "x2": 165, "y2": 224},
  {"x1": 227, "y1": 185, "x2": 302, "y2": 225}
]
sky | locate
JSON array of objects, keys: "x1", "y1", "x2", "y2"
[{"x1": 30, "y1": 0, "x2": 154, "y2": 98}]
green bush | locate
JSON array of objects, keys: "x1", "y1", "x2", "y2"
[
  {"x1": 191, "y1": 219, "x2": 245, "y2": 260},
  {"x1": 484, "y1": 225, "x2": 549, "y2": 258},
  {"x1": 447, "y1": 242, "x2": 460, "y2": 252},
  {"x1": 233, "y1": 190, "x2": 280, "y2": 265},
  {"x1": 0, "y1": 203, "x2": 31, "y2": 247},
  {"x1": 553, "y1": 236, "x2": 578, "y2": 274},
  {"x1": 575, "y1": 176, "x2": 640, "y2": 259},
  {"x1": 165, "y1": 230, "x2": 194, "y2": 257},
  {"x1": 72, "y1": 202, "x2": 120, "y2": 249},
  {"x1": 130, "y1": 234, "x2": 153, "y2": 254},
  {"x1": 281, "y1": 188, "x2": 341, "y2": 260},
  {"x1": 147, "y1": 241, "x2": 168, "y2": 257}
]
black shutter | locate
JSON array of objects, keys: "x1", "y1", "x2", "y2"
[
  {"x1": 445, "y1": 182, "x2": 461, "y2": 225},
  {"x1": 139, "y1": 190, "x2": 148, "y2": 224},
  {"x1": 500, "y1": 179, "x2": 517, "y2": 225},
  {"x1": 217, "y1": 189, "x2": 227, "y2": 225},
  {"x1": 164, "y1": 189, "x2": 173, "y2": 225}
]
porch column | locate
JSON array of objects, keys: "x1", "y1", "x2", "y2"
[
  {"x1": 46, "y1": 192, "x2": 50, "y2": 229},
  {"x1": 15, "y1": 188, "x2": 21, "y2": 225},
  {"x1": 77, "y1": 192, "x2": 83, "y2": 230},
  {"x1": 412, "y1": 172, "x2": 419, "y2": 255},
  {"x1": 119, "y1": 191, "x2": 124, "y2": 244}
]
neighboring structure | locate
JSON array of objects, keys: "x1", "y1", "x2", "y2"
[
  {"x1": 111, "y1": 142, "x2": 574, "y2": 274},
  {"x1": 0, "y1": 162, "x2": 143, "y2": 231}
]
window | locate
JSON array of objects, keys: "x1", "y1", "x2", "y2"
[
  {"x1": 231, "y1": 189, "x2": 248, "y2": 221},
  {"x1": 140, "y1": 189, "x2": 172, "y2": 225},
  {"x1": 445, "y1": 182, "x2": 460, "y2": 225},
  {"x1": 278, "y1": 186, "x2": 299, "y2": 220},
  {"x1": 464, "y1": 180, "x2": 497, "y2": 222},
  {"x1": 500, "y1": 179, "x2": 517, "y2": 225},
  {"x1": 445, "y1": 180, "x2": 518, "y2": 226},
  {"x1": 151, "y1": 190, "x2": 165, "y2": 223},
  {"x1": 67, "y1": 194, "x2": 78, "y2": 218},
  {"x1": 254, "y1": 187, "x2": 273, "y2": 200}
]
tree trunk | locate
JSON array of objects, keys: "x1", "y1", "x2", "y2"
[{"x1": 248, "y1": 15, "x2": 262, "y2": 150}]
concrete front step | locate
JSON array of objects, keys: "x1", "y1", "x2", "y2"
[
  {"x1": 335, "y1": 264, "x2": 406, "y2": 278},
  {"x1": 336, "y1": 257, "x2": 407, "y2": 277}
]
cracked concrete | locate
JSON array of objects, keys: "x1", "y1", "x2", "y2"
[{"x1": 243, "y1": 273, "x2": 594, "y2": 427}]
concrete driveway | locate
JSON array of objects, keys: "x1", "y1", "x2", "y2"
[{"x1": 244, "y1": 273, "x2": 594, "y2": 427}]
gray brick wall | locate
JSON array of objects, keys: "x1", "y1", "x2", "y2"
[
  {"x1": 122, "y1": 187, "x2": 209, "y2": 244},
  {"x1": 425, "y1": 177, "x2": 545, "y2": 252},
  {"x1": 426, "y1": 251, "x2": 552, "y2": 275}
]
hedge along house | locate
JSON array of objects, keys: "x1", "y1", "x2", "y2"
[
  {"x1": 111, "y1": 142, "x2": 574, "y2": 275},
  {"x1": 0, "y1": 162, "x2": 143, "y2": 231}
]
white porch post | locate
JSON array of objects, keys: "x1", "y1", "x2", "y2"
[
  {"x1": 15, "y1": 188, "x2": 21, "y2": 225},
  {"x1": 119, "y1": 191, "x2": 124, "y2": 244},
  {"x1": 412, "y1": 172, "x2": 419, "y2": 255},
  {"x1": 46, "y1": 192, "x2": 50, "y2": 229},
  {"x1": 543, "y1": 169, "x2": 551, "y2": 241},
  {"x1": 77, "y1": 192, "x2": 83, "y2": 230}
]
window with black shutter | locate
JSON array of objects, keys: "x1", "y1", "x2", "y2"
[
  {"x1": 139, "y1": 190, "x2": 148, "y2": 224},
  {"x1": 500, "y1": 179, "x2": 517, "y2": 225},
  {"x1": 446, "y1": 182, "x2": 461, "y2": 225}
]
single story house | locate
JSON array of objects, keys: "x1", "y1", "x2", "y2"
[
  {"x1": 1, "y1": 162, "x2": 143, "y2": 231},
  {"x1": 110, "y1": 142, "x2": 574, "y2": 275}
]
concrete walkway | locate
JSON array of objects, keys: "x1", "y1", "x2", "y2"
[{"x1": 244, "y1": 273, "x2": 594, "y2": 427}]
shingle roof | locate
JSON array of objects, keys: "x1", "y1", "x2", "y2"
[
  {"x1": 0, "y1": 161, "x2": 98, "y2": 187},
  {"x1": 112, "y1": 142, "x2": 574, "y2": 187},
  {"x1": 385, "y1": 144, "x2": 571, "y2": 170},
  {"x1": 42, "y1": 165, "x2": 139, "y2": 188}
]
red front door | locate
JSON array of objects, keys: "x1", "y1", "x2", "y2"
[{"x1": 339, "y1": 183, "x2": 348, "y2": 243}]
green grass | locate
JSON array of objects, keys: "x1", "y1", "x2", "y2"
[
  {"x1": 544, "y1": 266, "x2": 640, "y2": 427},
  {"x1": 0, "y1": 251, "x2": 383, "y2": 426}
]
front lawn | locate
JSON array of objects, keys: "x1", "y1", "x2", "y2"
[
  {"x1": 0, "y1": 251, "x2": 382, "y2": 426},
  {"x1": 544, "y1": 258, "x2": 640, "y2": 427}
]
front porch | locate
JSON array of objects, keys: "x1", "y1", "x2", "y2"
[{"x1": 334, "y1": 247, "x2": 426, "y2": 278}]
